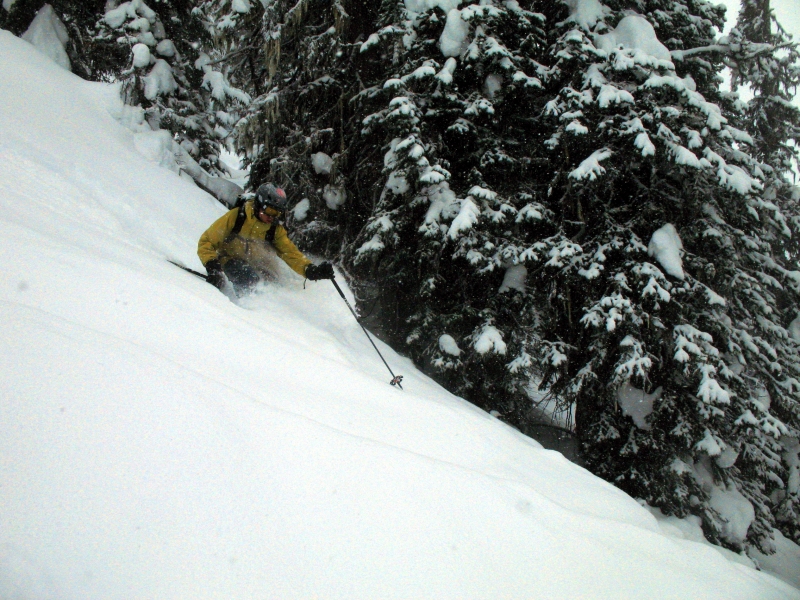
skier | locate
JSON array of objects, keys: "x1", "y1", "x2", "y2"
[{"x1": 198, "y1": 183, "x2": 334, "y2": 295}]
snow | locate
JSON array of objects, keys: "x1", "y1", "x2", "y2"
[
  {"x1": 133, "y1": 128, "x2": 178, "y2": 167},
  {"x1": 421, "y1": 181, "x2": 459, "y2": 233},
  {"x1": 635, "y1": 132, "x2": 656, "y2": 156},
  {"x1": 595, "y1": 15, "x2": 672, "y2": 64},
  {"x1": 719, "y1": 163, "x2": 761, "y2": 195},
  {"x1": 232, "y1": 0, "x2": 251, "y2": 13},
  {"x1": 468, "y1": 185, "x2": 497, "y2": 201},
  {"x1": 616, "y1": 381, "x2": 661, "y2": 430},
  {"x1": 131, "y1": 42, "x2": 151, "y2": 68},
  {"x1": 143, "y1": 58, "x2": 177, "y2": 100},
  {"x1": 155, "y1": 39, "x2": 176, "y2": 58},
  {"x1": 447, "y1": 197, "x2": 481, "y2": 238},
  {"x1": 484, "y1": 73, "x2": 503, "y2": 98},
  {"x1": 701, "y1": 149, "x2": 762, "y2": 195},
  {"x1": 356, "y1": 233, "x2": 385, "y2": 256},
  {"x1": 104, "y1": 4, "x2": 130, "y2": 29},
  {"x1": 563, "y1": 0, "x2": 606, "y2": 30},
  {"x1": 136, "y1": 30, "x2": 156, "y2": 46},
  {"x1": 386, "y1": 170, "x2": 410, "y2": 194},
  {"x1": 400, "y1": 0, "x2": 479, "y2": 54},
  {"x1": 646, "y1": 505, "x2": 759, "y2": 569},
  {"x1": 311, "y1": 151, "x2": 333, "y2": 175},
  {"x1": 201, "y1": 69, "x2": 251, "y2": 104},
  {"x1": 518, "y1": 202, "x2": 545, "y2": 222},
  {"x1": 696, "y1": 428, "x2": 724, "y2": 456},
  {"x1": 474, "y1": 325, "x2": 508, "y2": 355},
  {"x1": 408, "y1": 62, "x2": 437, "y2": 81},
  {"x1": 785, "y1": 436, "x2": 800, "y2": 496},
  {"x1": 384, "y1": 137, "x2": 403, "y2": 169},
  {"x1": 175, "y1": 141, "x2": 243, "y2": 206},
  {"x1": 1, "y1": 29, "x2": 800, "y2": 600},
  {"x1": 323, "y1": 184, "x2": 346, "y2": 209},
  {"x1": 439, "y1": 334, "x2": 462, "y2": 356},
  {"x1": 293, "y1": 198, "x2": 310, "y2": 221},
  {"x1": 569, "y1": 147, "x2": 613, "y2": 181},
  {"x1": 753, "y1": 530, "x2": 800, "y2": 590},
  {"x1": 499, "y1": 264, "x2": 527, "y2": 293},
  {"x1": 440, "y1": 8, "x2": 470, "y2": 57},
  {"x1": 597, "y1": 83, "x2": 635, "y2": 108},
  {"x1": 566, "y1": 119, "x2": 589, "y2": 134},
  {"x1": 370, "y1": 215, "x2": 395, "y2": 233},
  {"x1": 670, "y1": 143, "x2": 703, "y2": 168},
  {"x1": 697, "y1": 365, "x2": 731, "y2": 406},
  {"x1": 648, "y1": 223, "x2": 685, "y2": 280},
  {"x1": 128, "y1": 16, "x2": 152, "y2": 33},
  {"x1": 21, "y1": 4, "x2": 70, "y2": 72},
  {"x1": 716, "y1": 445, "x2": 740, "y2": 469},
  {"x1": 695, "y1": 460, "x2": 756, "y2": 547},
  {"x1": 404, "y1": 0, "x2": 461, "y2": 15},
  {"x1": 437, "y1": 56, "x2": 457, "y2": 84},
  {"x1": 104, "y1": 0, "x2": 157, "y2": 30}
]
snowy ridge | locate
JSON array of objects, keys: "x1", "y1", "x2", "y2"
[{"x1": 1, "y1": 31, "x2": 799, "y2": 599}]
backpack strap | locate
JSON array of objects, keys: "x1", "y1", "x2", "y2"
[
  {"x1": 266, "y1": 222, "x2": 278, "y2": 244},
  {"x1": 223, "y1": 202, "x2": 248, "y2": 245},
  {"x1": 227, "y1": 201, "x2": 279, "y2": 244},
  {"x1": 231, "y1": 203, "x2": 247, "y2": 236}
]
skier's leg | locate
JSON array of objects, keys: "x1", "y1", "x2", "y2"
[{"x1": 222, "y1": 258, "x2": 261, "y2": 296}]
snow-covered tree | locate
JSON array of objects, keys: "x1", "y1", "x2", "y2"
[
  {"x1": 348, "y1": 1, "x2": 554, "y2": 423},
  {"x1": 197, "y1": 0, "x2": 380, "y2": 249},
  {"x1": 1, "y1": 0, "x2": 245, "y2": 197},
  {"x1": 0, "y1": 0, "x2": 126, "y2": 79},
  {"x1": 95, "y1": 0, "x2": 249, "y2": 177},
  {"x1": 725, "y1": 0, "x2": 800, "y2": 546},
  {"x1": 181, "y1": 0, "x2": 800, "y2": 553},
  {"x1": 199, "y1": 0, "x2": 552, "y2": 419},
  {"x1": 342, "y1": 0, "x2": 800, "y2": 553},
  {"x1": 522, "y1": 0, "x2": 800, "y2": 553},
  {"x1": 728, "y1": 0, "x2": 800, "y2": 171}
]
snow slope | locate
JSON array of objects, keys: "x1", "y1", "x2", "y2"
[{"x1": 0, "y1": 30, "x2": 798, "y2": 599}]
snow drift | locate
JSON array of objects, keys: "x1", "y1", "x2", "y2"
[{"x1": 1, "y1": 30, "x2": 799, "y2": 599}]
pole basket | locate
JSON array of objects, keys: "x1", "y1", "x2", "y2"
[{"x1": 330, "y1": 276, "x2": 404, "y2": 390}]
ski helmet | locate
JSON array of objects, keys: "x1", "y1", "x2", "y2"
[{"x1": 255, "y1": 183, "x2": 288, "y2": 213}]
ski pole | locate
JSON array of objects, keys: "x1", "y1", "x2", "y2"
[
  {"x1": 168, "y1": 260, "x2": 208, "y2": 280},
  {"x1": 330, "y1": 277, "x2": 403, "y2": 389}
]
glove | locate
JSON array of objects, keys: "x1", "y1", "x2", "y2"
[
  {"x1": 305, "y1": 262, "x2": 334, "y2": 281},
  {"x1": 205, "y1": 259, "x2": 226, "y2": 290}
]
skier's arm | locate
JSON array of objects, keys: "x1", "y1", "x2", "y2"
[
  {"x1": 272, "y1": 225, "x2": 312, "y2": 277},
  {"x1": 198, "y1": 208, "x2": 238, "y2": 265}
]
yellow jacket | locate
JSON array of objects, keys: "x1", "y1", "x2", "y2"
[{"x1": 198, "y1": 201, "x2": 312, "y2": 277}]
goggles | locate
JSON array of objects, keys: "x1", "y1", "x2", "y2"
[{"x1": 259, "y1": 206, "x2": 283, "y2": 217}]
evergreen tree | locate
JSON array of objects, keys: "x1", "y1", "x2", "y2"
[
  {"x1": 728, "y1": 0, "x2": 800, "y2": 172},
  {"x1": 96, "y1": 0, "x2": 247, "y2": 176},
  {"x1": 350, "y1": 1, "x2": 552, "y2": 423},
  {"x1": 524, "y1": 0, "x2": 800, "y2": 553},
  {"x1": 198, "y1": 0, "x2": 800, "y2": 553},
  {"x1": 197, "y1": 0, "x2": 380, "y2": 244},
  {"x1": 1, "y1": 0, "x2": 243, "y2": 182},
  {"x1": 726, "y1": 0, "x2": 800, "y2": 546},
  {"x1": 0, "y1": 0, "x2": 125, "y2": 79}
]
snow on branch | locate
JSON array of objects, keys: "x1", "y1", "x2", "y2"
[
  {"x1": 447, "y1": 198, "x2": 481, "y2": 239},
  {"x1": 105, "y1": 0, "x2": 157, "y2": 29},
  {"x1": 697, "y1": 364, "x2": 731, "y2": 406},
  {"x1": 647, "y1": 224, "x2": 684, "y2": 280},
  {"x1": 569, "y1": 148, "x2": 612, "y2": 181},
  {"x1": 473, "y1": 325, "x2": 507, "y2": 355}
]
